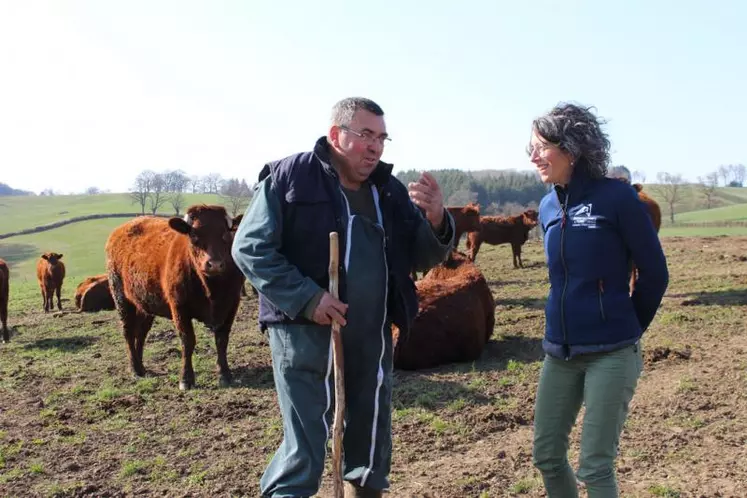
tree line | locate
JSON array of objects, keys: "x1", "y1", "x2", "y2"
[
  {"x1": 129, "y1": 170, "x2": 252, "y2": 217},
  {"x1": 396, "y1": 169, "x2": 549, "y2": 215}
]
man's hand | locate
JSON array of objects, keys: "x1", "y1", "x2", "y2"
[
  {"x1": 408, "y1": 172, "x2": 445, "y2": 229},
  {"x1": 311, "y1": 292, "x2": 348, "y2": 327}
]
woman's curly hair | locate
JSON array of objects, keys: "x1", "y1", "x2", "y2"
[{"x1": 531, "y1": 102, "x2": 611, "y2": 179}]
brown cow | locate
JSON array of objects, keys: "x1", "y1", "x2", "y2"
[
  {"x1": 466, "y1": 209, "x2": 539, "y2": 267},
  {"x1": 74, "y1": 274, "x2": 115, "y2": 312},
  {"x1": 36, "y1": 252, "x2": 65, "y2": 312},
  {"x1": 393, "y1": 251, "x2": 495, "y2": 370},
  {"x1": 105, "y1": 205, "x2": 244, "y2": 390},
  {"x1": 630, "y1": 183, "x2": 662, "y2": 293},
  {"x1": 411, "y1": 203, "x2": 481, "y2": 281},
  {"x1": 0, "y1": 258, "x2": 9, "y2": 343},
  {"x1": 608, "y1": 175, "x2": 663, "y2": 292}
]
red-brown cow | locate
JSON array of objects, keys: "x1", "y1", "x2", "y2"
[
  {"x1": 105, "y1": 205, "x2": 244, "y2": 390},
  {"x1": 74, "y1": 274, "x2": 115, "y2": 312},
  {"x1": 411, "y1": 203, "x2": 482, "y2": 281},
  {"x1": 449, "y1": 202, "x2": 482, "y2": 249},
  {"x1": 466, "y1": 209, "x2": 539, "y2": 268},
  {"x1": 393, "y1": 251, "x2": 495, "y2": 370},
  {"x1": 630, "y1": 183, "x2": 662, "y2": 293},
  {"x1": 36, "y1": 252, "x2": 66, "y2": 312},
  {"x1": 0, "y1": 258, "x2": 9, "y2": 343},
  {"x1": 608, "y1": 176, "x2": 663, "y2": 293}
]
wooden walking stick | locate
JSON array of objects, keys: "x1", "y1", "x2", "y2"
[{"x1": 328, "y1": 232, "x2": 346, "y2": 498}]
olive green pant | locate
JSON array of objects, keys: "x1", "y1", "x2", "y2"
[{"x1": 532, "y1": 343, "x2": 643, "y2": 497}]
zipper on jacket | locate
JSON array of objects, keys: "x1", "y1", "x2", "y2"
[
  {"x1": 598, "y1": 278, "x2": 606, "y2": 321},
  {"x1": 559, "y1": 192, "x2": 570, "y2": 360}
]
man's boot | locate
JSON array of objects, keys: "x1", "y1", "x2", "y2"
[{"x1": 344, "y1": 480, "x2": 383, "y2": 498}]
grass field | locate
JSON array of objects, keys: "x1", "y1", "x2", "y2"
[
  {"x1": 672, "y1": 203, "x2": 747, "y2": 223},
  {"x1": 0, "y1": 193, "x2": 224, "y2": 235},
  {"x1": 642, "y1": 184, "x2": 747, "y2": 216},
  {"x1": 1, "y1": 232, "x2": 746, "y2": 497}
]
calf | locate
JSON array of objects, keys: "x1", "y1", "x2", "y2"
[
  {"x1": 105, "y1": 205, "x2": 244, "y2": 390},
  {"x1": 466, "y1": 209, "x2": 539, "y2": 267},
  {"x1": 36, "y1": 252, "x2": 65, "y2": 312},
  {"x1": 0, "y1": 258, "x2": 9, "y2": 343},
  {"x1": 393, "y1": 251, "x2": 495, "y2": 370},
  {"x1": 74, "y1": 274, "x2": 115, "y2": 312}
]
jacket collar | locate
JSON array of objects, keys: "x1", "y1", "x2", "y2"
[
  {"x1": 312, "y1": 136, "x2": 394, "y2": 188},
  {"x1": 553, "y1": 161, "x2": 595, "y2": 203}
]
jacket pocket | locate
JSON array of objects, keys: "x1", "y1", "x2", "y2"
[{"x1": 598, "y1": 279, "x2": 606, "y2": 321}]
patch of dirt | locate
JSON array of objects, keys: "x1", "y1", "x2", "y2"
[{"x1": 1, "y1": 237, "x2": 747, "y2": 497}]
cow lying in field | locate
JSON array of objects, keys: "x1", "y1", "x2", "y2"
[
  {"x1": 0, "y1": 258, "x2": 9, "y2": 343},
  {"x1": 74, "y1": 274, "x2": 115, "y2": 312},
  {"x1": 466, "y1": 209, "x2": 539, "y2": 268},
  {"x1": 105, "y1": 205, "x2": 244, "y2": 390},
  {"x1": 36, "y1": 252, "x2": 65, "y2": 312},
  {"x1": 393, "y1": 251, "x2": 495, "y2": 370}
]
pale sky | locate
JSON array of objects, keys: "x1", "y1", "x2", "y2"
[{"x1": 1, "y1": 0, "x2": 745, "y2": 194}]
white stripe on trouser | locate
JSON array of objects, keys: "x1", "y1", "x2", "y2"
[{"x1": 361, "y1": 186, "x2": 389, "y2": 487}]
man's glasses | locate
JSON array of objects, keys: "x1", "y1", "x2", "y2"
[{"x1": 340, "y1": 125, "x2": 391, "y2": 146}]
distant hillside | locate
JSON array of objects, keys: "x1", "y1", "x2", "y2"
[
  {"x1": 637, "y1": 184, "x2": 747, "y2": 221},
  {"x1": 0, "y1": 182, "x2": 34, "y2": 196},
  {"x1": 0, "y1": 192, "x2": 235, "y2": 235}
]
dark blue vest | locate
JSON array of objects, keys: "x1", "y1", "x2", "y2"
[{"x1": 257, "y1": 137, "x2": 421, "y2": 334}]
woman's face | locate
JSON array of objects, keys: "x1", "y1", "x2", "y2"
[{"x1": 528, "y1": 130, "x2": 574, "y2": 185}]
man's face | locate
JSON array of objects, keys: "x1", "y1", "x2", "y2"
[{"x1": 329, "y1": 109, "x2": 389, "y2": 184}]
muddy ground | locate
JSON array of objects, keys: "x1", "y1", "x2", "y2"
[{"x1": 1, "y1": 236, "x2": 745, "y2": 497}]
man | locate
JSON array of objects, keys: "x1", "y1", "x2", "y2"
[{"x1": 231, "y1": 97, "x2": 455, "y2": 498}]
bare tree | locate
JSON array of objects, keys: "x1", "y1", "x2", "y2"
[
  {"x1": 147, "y1": 173, "x2": 168, "y2": 214},
  {"x1": 654, "y1": 172, "x2": 685, "y2": 224},
  {"x1": 164, "y1": 170, "x2": 190, "y2": 193},
  {"x1": 696, "y1": 172, "x2": 719, "y2": 209},
  {"x1": 220, "y1": 178, "x2": 253, "y2": 217},
  {"x1": 85, "y1": 186, "x2": 101, "y2": 195},
  {"x1": 203, "y1": 173, "x2": 223, "y2": 194},
  {"x1": 632, "y1": 170, "x2": 647, "y2": 184},
  {"x1": 189, "y1": 175, "x2": 202, "y2": 194},
  {"x1": 729, "y1": 164, "x2": 746, "y2": 187},
  {"x1": 717, "y1": 165, "x2": 730, "y2": 186},
  {"x1": 130, "y1": 170, "x2": 155, "y2": 215},
  {"x1": 163, "y1": 170, "x2": 191, "y2": 215}
]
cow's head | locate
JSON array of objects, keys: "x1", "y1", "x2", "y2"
[
  {"x1": 447, "y1": 203, "x2": 481, "y2": 231},
  {"x1": 168, "y1": 205, "x2": 242, "y2": 277},
  {"x1": 41, "y1": 252, "x2": 63, "y2": 265},
  {"x1": 521, "y1": 209, "x2": 539, "y2": 227}
]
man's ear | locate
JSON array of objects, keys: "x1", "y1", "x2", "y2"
[{"x1": 328, "y1": 125, "x2": 341, "y2": 148}]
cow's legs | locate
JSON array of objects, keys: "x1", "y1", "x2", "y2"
[
  {"x1": 41, "y1": 285, "x2": 49, "y2": 312},
  {"x1": 1, "y1": 285, "x2": 8, "y2": 343},
  {"x1": 115, "y1": 298, "x2": 147, "y2": 377},
  {"x1": 172, "y1": 313, "x2": 197, "y2": 391},
  {"x1": 469, "y1": 236, "x2": 482, "y2": 262},
  {"x1": 512, "y1": 242, "x2": 522, "y2": 268},
  {"x1": 212, "y1": 300, "x2": 240, "y2": 388},
  {"x1": 55, "y1": 284, "x2": 63, "y2": 310},
  {"x1": 134, "y1": 314, "x2": 155, "y2": 373}
]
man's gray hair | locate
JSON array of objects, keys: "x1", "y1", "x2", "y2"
[
  {"x1": 531, "y1": 102, "x2": 611, "y2": 179},
  {"x1": 330, "y1": 97, "x2": 384, "y2": 126},
  {"x1": 608, "y1": 165, "x2": 632, "y2": 182}
]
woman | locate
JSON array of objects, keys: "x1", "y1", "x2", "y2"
[{"x1": 529, "y1": 103, "x2": 669, "y2": 497}]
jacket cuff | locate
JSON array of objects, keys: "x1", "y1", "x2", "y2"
[{"x1": 301, "y1": 289, "x2": 325, "y2": 321}]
